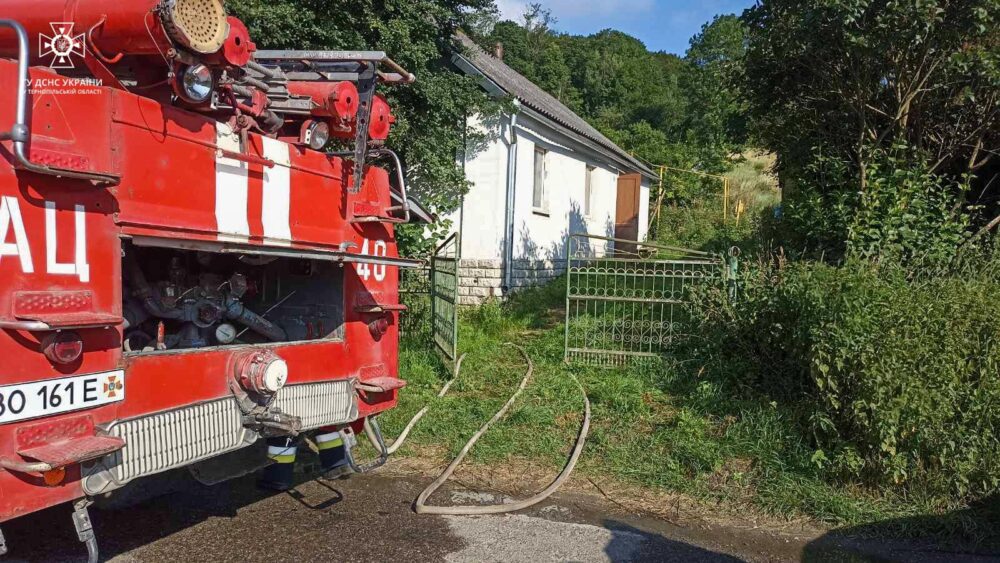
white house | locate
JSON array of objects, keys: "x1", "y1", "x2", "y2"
[{"x1": 448, "y1": 35, "x2": 657, "y2": 305}]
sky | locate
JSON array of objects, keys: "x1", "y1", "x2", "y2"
[{"x1": 496, "y1": 0, "x2": 755, "y2": 56}]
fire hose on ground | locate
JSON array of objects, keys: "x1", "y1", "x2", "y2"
[{"x1": 368, "y1": 344, "x2": 592, "y2": 516}]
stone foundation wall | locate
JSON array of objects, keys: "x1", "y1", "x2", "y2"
[
  {"x1": 457, "y1": 259, "x2": 503, "y2": 306},
  {"x1": 509, "y1": 259, "x2": 566, "y2": 293},
  {"x1": 457, "y1": 259, "x2": 567, "y2": 306}
]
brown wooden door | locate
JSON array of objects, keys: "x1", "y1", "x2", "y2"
[{"x1": 615, "y1": 174, "x2": 641, "y2": 254}]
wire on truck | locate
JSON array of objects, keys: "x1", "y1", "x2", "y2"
[{"x1": 379, "y1": 344, "x2": 591, "y2": 516}]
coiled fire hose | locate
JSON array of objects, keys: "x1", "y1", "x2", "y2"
[{"x1": 378, "y1": 344, "x2": 592, "y2": 515}]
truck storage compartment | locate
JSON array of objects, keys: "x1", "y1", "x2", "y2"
[{"x1": 121, "y1": 241, "x2": 344, "y2": 354}]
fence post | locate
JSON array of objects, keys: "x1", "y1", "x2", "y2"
[
  {"x1": 564, "y1": 235, "x2": 574, "y2": 364},
  {"x1": 430, "y1": 255, "x2": 437, "y2": 350},
  {"x1": 727, "y1": 250, "x2": 740, "y2": 302}
]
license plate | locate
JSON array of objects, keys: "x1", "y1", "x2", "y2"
[{"x1": 0, "y1": 370, "x2": 126, "y2": 425}]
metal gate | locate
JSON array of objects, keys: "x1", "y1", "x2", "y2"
[
  {"x1": 564, "y1": 234, "x2": 724, "y2": 367},
  {"x1": 431, "y1": 233, "x2": 460, "y2": 360},
  {"x1": 399, "y1": 265, "x2": 432, "y2": 342}
]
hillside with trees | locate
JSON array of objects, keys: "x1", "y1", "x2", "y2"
[{"x1": 477, "y1": 6, "x2": 749, "y2": 203}]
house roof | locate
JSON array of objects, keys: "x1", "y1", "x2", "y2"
[{"x1": 453, "y1": 33, "x2": 656, "y2": 180}]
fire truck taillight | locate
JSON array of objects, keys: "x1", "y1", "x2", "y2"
[
  {"x1": 41, "y1": 332, "x2": 84, "y2": 365},
  {"x1": 235, "y1": 351, "x2": 289, "y2": 395},
  {"x1": 43, "y1": 468, "x2": 67, "y2": 487}
]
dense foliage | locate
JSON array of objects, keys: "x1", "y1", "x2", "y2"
[
  {"x1": 645, "y1": 0, "x2": 1000, "y2": 518},
  {"x1": 741, "y1": 0, "x2": 1000, "y2": 263},
  {"x1": 688, "y1": 257, "x2": 1000, "y2": 503},
  {"x1": 228, "y1": 0, "x2": 504, "y2": 254}
]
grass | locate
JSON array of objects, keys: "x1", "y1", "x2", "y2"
[
  {"x1": 726, "y1": 151, "x2": 781, "y2": 211},
  {"x1": 385, "y1": 282, "x2": 929, "y2": 532}
]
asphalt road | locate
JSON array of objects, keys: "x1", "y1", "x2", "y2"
[
  {"x1": 1, "y1": 468, "x2": 793, "y2": 563},
  {"x1": 2, "y1": 469, "x2": 997, "y2": 563}
]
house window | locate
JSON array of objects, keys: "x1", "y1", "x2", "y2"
[
  {"x1": 584, "y1": 165, "x2": 596, "y2": 217},
  {"x1": 533, "y1": 147, "x2": 548, "y2": 213}
]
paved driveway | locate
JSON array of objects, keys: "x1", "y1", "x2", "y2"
[{"x1": 1, "y1": 471, "x2": 787, "y2": 562}]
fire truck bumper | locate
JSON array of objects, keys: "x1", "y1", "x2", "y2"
[{"x1": 81, "y1": 379, "x2": 359, "y2": 496}]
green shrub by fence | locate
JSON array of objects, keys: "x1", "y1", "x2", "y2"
[{"x1": 689, "y1": 259, "x2": 1000, "y2": 503}]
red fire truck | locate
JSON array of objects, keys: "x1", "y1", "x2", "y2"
[{"x1": 0, "y1": 1, "x2": 421, "y2": 558}]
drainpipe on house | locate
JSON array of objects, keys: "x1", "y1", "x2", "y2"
[
  {"x1": 458, "y1": 112, "x2": 468, "y2": 264},
  {"x1": 502, "y1": 100, "x2": 521, "y2": 295}
]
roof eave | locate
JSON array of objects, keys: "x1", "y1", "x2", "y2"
[
  {"x1": 452, "y1": 53, "x2": 508, "y2": 99},
  {"x1": 518, "y1": 106, "x2": 658, "y2": 180},
  {"x1": 452, "y1": 53, "x2": 657, "y2": 181}
]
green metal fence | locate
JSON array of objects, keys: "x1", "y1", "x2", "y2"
[
  {"x1": 564, "y1": 234, "x2": 724, "y2": 367},
  {"x1": 431, "y1": 234, "x2": 460, "y2": 361},
  {"x1": 399, "y1": 266, "x2": 432, "y2": 342}
]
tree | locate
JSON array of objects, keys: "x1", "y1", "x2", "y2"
[
  {"x1": 682, "y1": 14, "x2": 749, "y2": 171},
  {"x1": 741, "y1": 0, "x2": 1000, "y2": 259},
  {"x1": 228, "y1": 0, "x2": 504, "y2": 254},
  {"x1": 488, "y1": 6, "x2": 581, "y2": 110},
  {"x1": 482, "y1": 14, "x2": 747, "y2": 183}
]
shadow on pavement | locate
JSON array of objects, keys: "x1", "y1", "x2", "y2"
[
  {"x1": 802, "y1": 494, "x2": 1000, "y2": 563},
  {"x1": 2, "y1": 461, "x2": 344, "y2": 562},
  {"x1": 604, "y1": 520, "x2": 745, "y2": 562}
]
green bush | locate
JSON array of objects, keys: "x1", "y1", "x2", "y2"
[
  {"x1": 653, "y1": 198, "x2": 762, "y2": 254},
  {"x1": 847, "y1": 148, "x2": 973, "y2": 271},
  {"x1": 776, "y1": 145, "x2": 976, "y2": 268},
  {"x1": 690, "y1": 259, "x2": 1000, "y2": 503}
]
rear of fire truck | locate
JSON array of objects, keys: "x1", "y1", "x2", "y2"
[{"x1": 0, "y1": 1, "x2": 422, "y2": 559}]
